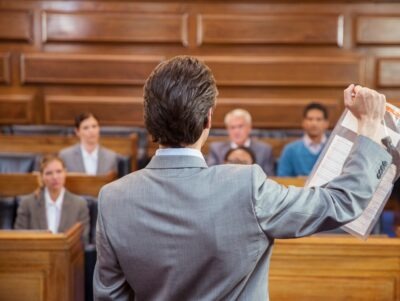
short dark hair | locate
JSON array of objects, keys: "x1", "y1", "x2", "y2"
[
  {"x1": 74, "y1": 112, "x2": 99, "y2": 129},
  {"x1": 224, "y1": 146, "x2": 256, "y2": 164},
  {"x1": 143, "y1": 56, "x2": 218, "y2": 147},
  {"x1": 303, "y1": 103, "x2": 328, "y2": 120}
]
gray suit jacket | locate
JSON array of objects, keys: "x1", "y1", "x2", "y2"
[
  {"x1": 207, "y1": 139, "x2": 275, "y2": 175},
  {"x1": 94, "y1": 136, "x2": 391, "y2": 301},
  {"x1": 14, "y1": 189, "x2": 90, "y2": 244},
  {"x1": 59, "y1": 143, "x2": 118, "y2": 175}
]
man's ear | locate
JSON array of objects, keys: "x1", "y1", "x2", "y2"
[{"x1": 204, "y1": 108, "x2": 213, "y2": 129}]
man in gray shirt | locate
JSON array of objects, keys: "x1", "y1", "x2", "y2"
[{"x1": 94, "y1": 56, "x2": 391, "y2": 300}]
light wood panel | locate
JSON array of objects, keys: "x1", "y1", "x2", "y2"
[
  {"x1": 0, "y1": 173, "x2": 115, "y2": 197},
  {"x1": 0, "y1": 94, "x2": 34, "y2": 124},
  {"x1": 21, "y1": 53, "x2": 164, "y2": 85},
  {"x1": 213, "y1": 98, "x2": 340, "y2": 128},
  {"x1": 378, "y1": 58, "x2": 400, "y2": 88},
  {"x1": 198, "y1": 14, "x2": 342, "y2": 46},
  {"x1": 0, "y1": 224, "x2": 84, "y2": 301},
  {"x1": 270, "y1": 236, "x2": 400, "y2": 301},
  {"x1": 357, "y1": 16, "x2": 400, "y2": 45},
  {"x1": 45, "y1": 95, "x2": 143, "y2": 126},
  {"x1": 0, "y1": 10, "x2": 32, "y2": 42},
  {"x1": 201, "y1": 56, "x2": 364, "y2": 87},
  {"x1": 0, "y1": 53, "x2": 10, "y2": 84},
  {"x1": 43, "y1": 11, "x2": 188, "y2": 46}
]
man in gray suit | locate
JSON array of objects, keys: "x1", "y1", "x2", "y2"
[
  {"x1": 207, "y1": 109, "x2": 275, "y2": 175},
  {"x1": 94, "y1": 56, "x2": 391, "y2": 300},
  {"x1": 59, "y1": 112, "x2": 118, "y2": 175}
]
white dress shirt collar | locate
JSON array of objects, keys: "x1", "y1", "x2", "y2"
[
  {"x1": 303, "y1": 134, "x2": 327, "y2": 155},
  {"x1": 81, "y1": 144, "x2": 99, "y2": 175},
  {"x1": 230, "y1": 138, "x2": 251, "y2": 149},
  {"x1": 155, "y1": 148, "x2": 205, "y2": 160},
  {"x1": 44, "y1": 187, "x2": 65, "y2": 234}
]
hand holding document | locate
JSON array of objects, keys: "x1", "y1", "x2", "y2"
[{"x1": 306, "y1": 85, "x2": 400, "y2": 239}]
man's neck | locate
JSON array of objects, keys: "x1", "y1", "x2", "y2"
[{"x1": 307, "y1": 134, "x2": 324, "y2": 144}]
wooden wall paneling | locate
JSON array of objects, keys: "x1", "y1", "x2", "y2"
[
  {"x1": 0, "y1": 53, "x2": 10, "y2": 84},
  {"x1": 213, "y1": 98, "x2": 340, "y2": 128},
  {"x1": 0, "y1": 10, "x2": 33, "y2": 42},
  {"x1": 20, "y1": 53, "x2": 164, "y2": 85},
  {"x1": 201, "y1": 56, "x2": 364, "y2": 87},
  {"x1": 377, "y1": 58, "x2": 400, "y2": 87},
  {"x1": 44, "y1": 95, "x2": 144, "y2": 126},
  {"x1": 43, "y1": 11, "x2": 189, "y2": 46},
  {"x1": 197, "y1": 14, "x2": 343, "y2": 47},
  {"x1": 0, "y1": 94, "x2": 34, "y2": 124},
  {"x1": 356, "y1": 15, "x2": 400, "y2": 45}
]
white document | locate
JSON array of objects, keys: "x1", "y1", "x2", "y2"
[
  {"x1": 307, "y1": 108, "x2": 399, "y2": 239},
  {"x1": 306, "y1": 135, "x2": 353, "y2": 187}
]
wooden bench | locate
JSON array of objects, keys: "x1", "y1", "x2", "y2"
[
  {"x1": 270, "y1": 236, "x2": 400, "y2": 300},
  {"x1": 0, "y1": 134, "x2": 138, "y2": 171},
  {"x1": 0, "y1": 173, "x2": 115, "y2": 197},
  {"x1": 0, "y1": 224, "x2": 84, "y2": 301}
]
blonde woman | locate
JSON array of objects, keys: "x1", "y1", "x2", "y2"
[{"x1": 14, "y1": 155, "x2": 90, "y2": 244}]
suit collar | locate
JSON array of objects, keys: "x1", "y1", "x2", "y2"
[
  {"x1": 146, "y1": 155, "x2": 208, "y2": 169},
  {"x1": 58, "y1": 190, "x2": 73, "y2": 232},
  {"x1": 73, "y1": 144, "x2": 86, "y2": 172},
  {"x1": 35, "y1": 190, "x2": 48, "y2": 230}
]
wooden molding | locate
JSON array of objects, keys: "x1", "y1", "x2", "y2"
[
  {"x1": 197, "y1": 14, "x2": 343, "y2": 46},
  {"x1": 43, "y1": 11, "x2": 188, "y2": 46},
  {"x1": 21, "y1": 53, "x2": 164, "y2": 85}
]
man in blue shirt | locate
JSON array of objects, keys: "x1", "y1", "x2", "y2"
[{"x1": 277, "y1": 103, "x2": 329, "y2": 177}]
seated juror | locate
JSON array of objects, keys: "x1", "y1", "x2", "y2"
[
  {"x1": 278, "y1": 102, "x2": 329, "y2": 177},
  {"x1": 14, "y1": 155, "x2": 90, "y2": 244},
  {"x1": 207, "y1": 109, "x2": 275, "y2": 175},
  {"x1": 59, "y1": 112, "x2": 118, "y2": 175}
]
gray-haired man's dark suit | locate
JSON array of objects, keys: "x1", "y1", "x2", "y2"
[
  {"x1": 207, "y1": 139, "x2": 275, "y2": 175},
  {"x1": 94, "y1": 136, "x2": 391, "y2": 300}
]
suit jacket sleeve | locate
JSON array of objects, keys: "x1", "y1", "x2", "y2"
[
  {"x1": 252, "y1": 135, "x2": 392, "y2": 238},
  {"x1": 14, "y1": 195, "x2": 30, "y2": 230},
  {"x1": 93, "y1": 188, "x2": 134, "y2": 300}
]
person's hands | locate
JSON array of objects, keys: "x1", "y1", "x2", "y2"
[{"x1": 344, "y1": 84, "x2": 386, "y2": 140}]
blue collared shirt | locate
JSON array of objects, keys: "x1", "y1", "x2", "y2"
[{"x1": 155, "y1": 148, "x2": 205, "y2": 160}]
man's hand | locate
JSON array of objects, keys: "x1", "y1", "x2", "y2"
[{"x1": 344, "y1": 84, "x2": 386, "y2": 141}]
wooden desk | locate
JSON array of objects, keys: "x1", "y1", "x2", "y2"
[
  {"x1": 0, "y1": 223, "x2": 84, "y2": 301},
  {"x1": 270, "y1": 236, "x2": 400, "y2": 300}
]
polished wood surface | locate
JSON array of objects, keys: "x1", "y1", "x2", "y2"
[
  {"x1": 1, "y1": 1, "x2": 400, "y2": 127},
  {"x1": 270, "y1": 236, "x2": 400, "y2": 300},
  {"x1": 0, "y1": 173, "x2": 115, "y2": 197},
  {"x1": 0, "y1": 223, "x2": 84, "y2": 301}
]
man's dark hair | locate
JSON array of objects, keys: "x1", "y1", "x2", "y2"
[
  {"x1": 74, "y1": 112, "x2": 99, "y2": 129},
  {"x1": 303, "y1": 102, "x2": 329, "y2": 120},
  {"x1": 144, "y1": 56, "x2": 218, "y2": 147},
  {"x1": 224, "y1": 146, "x2": 256, "y2": 165}
]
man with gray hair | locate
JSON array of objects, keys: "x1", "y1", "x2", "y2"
[{"x1": 207, "y1": 108, "x2": 275, "y2": 175}]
